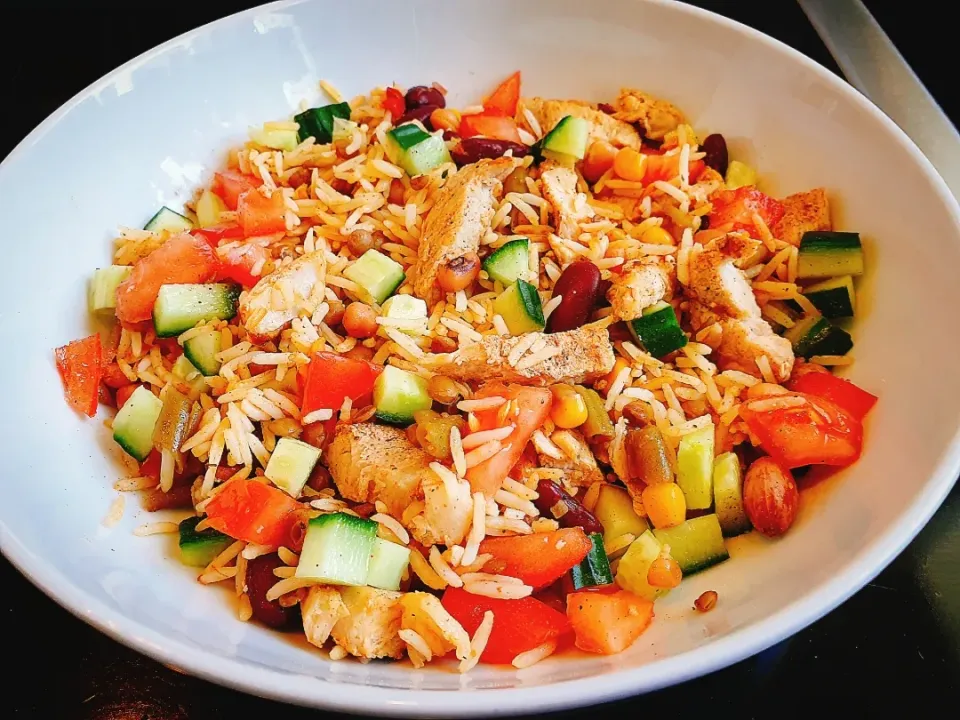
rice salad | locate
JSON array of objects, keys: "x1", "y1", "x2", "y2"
[{"x1": 54, "y1": 72, "x2": 877, "y2": 669}]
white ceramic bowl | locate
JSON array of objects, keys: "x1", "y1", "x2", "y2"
[{"x1": 2, "y1": 0, "x2": 960, "y2": 715}]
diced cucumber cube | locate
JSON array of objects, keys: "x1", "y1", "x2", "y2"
[
  {"x1": 724, "y1": 160, "x2": 757, "y2": 190},
  {"x1": 144, "y1": 206, "x2": 193, "y2": 233},
  {"x1": 152, "y1": 283, "x2": 240, "y2": 338},
  {"x1": 265, "y1": 437, "x2": 321, "y2": 497},
  {"x1": 541, "y1": 116, "x2": 590, "y2": 160},
  {"x1": 112, "y1": 385, "x2": 163, "y2": 461},
  {"x1": 615, "y1": 530, "x2": 668, "y2": 601},
  {"x1": 380, "y1": 294, "x2": 427, "y2": 335},
  {"x1": 182, "y1": 328, "x2": 223, "y2": 376},
  {"x1": 629, "y1": 301, "x2": 687, "y2": 358},
  {"x1": 493, "y1": 280, "x2": 544, "y2": 335},
  {"x1": 294, "y1": 103, "x2": 352, "y2": 144},
  {"x1": 676, "y1": 424, "x2": 715, "y2": 510},
  {"x1": 296, "y1": 512, "x2": 378, "y2": 586},
  {"x1": 365, "y1": 538, "x2": 411, "y2": 591},
  {"x1": 653, "y1": 514, "x2": 729, "y2": 575},
  {"x1": 343, "y1": 249, "x2": 406, "y2": 305},
  {"x1": 195, "y1": 189, "x2": 228, "y2": 229},
  {"x1": 713, "y1": 452, "x2": 751, "y2": 537},
  {"x1": 249, "y1": 126, "x2": 299, "y2": 151},
  {"x1": 797, "y1": 231, "x2": 864, "y2": 280},
  {"x1": 178, "y1": 516, "x2": 233, "y2": 567},
  {"x1": 374, "y1": 365, "x2": 431, "y2": 425},
  {"x1": 592, "y1": 484, "x2": 649, "y2": 548},
  {"x1": 482, "y1": 238, "x2": 530, "y2": 286},
  {"x1": 88, "y1": 265, "x2": 132, "y2": 314}
]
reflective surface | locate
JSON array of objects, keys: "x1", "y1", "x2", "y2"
[{"x1": 3, "y1": 1, "x2": 959, "y2": 716}]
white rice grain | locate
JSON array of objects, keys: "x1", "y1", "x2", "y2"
[
  {"x1": 133, "y1": 521, "x2": 179, "y2": 536},
  {"x1": 512, "y1": 640, "x2": 558, "y2": 669},
  {"x1": 102, "y1": 496, "x2": 125, "y2": 528},
  {"x1": 459, "y1": 610, "x2": 494, "y2": 673},
  {"x1": 429, "y1": 545, "x2": 464, "y2": 588}
]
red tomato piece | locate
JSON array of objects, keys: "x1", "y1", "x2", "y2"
[
  {"x1": 237, "y1": 189, "x2": 287, "y2": 237},
  {"x1": 441, "y1": 588, "x2": 571, "y2": 665},
  {"x1": 216, "y1": 241, "x2": 270, "y2": 288},
  {"x1": 480, "y1": 528, "x2": 592, "y2": 588},
  {"x1": 788, "y1": 372, "x2": 878, "y2": 421},
  {"x1": 204, "y1": 477, "x2": 302, "y2": 548},
  {"x1": 139, "y1": 449, "x2": 162, "y2": 480},
  {"x1": 194, "y1": 222, "x2": 245, "y2": 247},
  {"x1": 709, "y1": 186, "x2": 785, "y2": 232},
  {"x1": 566, "y1": 589, "x2": 654, "y2": 655},
  {"x1": 212, "y1": 171, "x2": 260, "y2": 210},
  {"x1": 300, "y1": 351, "x2": 382, "y2": 417},
  {"x1": 115, "y1": 383, "x2": 140, "y2": 410},
  {"x1": 483, "y1": 71, "x2": 521, "y2": 117},
  {"x1": 115, "y1": 233, "x2": 220, "y2": 323},
  {"x1": 739, "y1": 392, "x2": 863, "y2": 469},
  {"x1": 465, "y1": 384, "x2": 552, "y2": 497},
  {"x1": 101, "y1": 361, "x2": 130, "y2": 389},
  {"x1": 54, "y1": 334, "x2": 103, "y2": 417},
  {"x1": 459, "y1": 114, "x2": 523, "y2": 143},
  {"x1": 383, "y1": 87, "x2": 406, "y2": 119}
]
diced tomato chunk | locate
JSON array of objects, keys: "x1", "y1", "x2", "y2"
[
  {"x1": 300, "y1": 352, "x2": 382, "y2": 417},
  {"x1": 54, "y1": 334, "x2": 103, "y2": 417},
  {"x1": 216, "y1": 241, "x2": 270, "y2": 288},
  {"x1": 788, "y1": 372, "x2": 878, "y2": 421},
  {"x1": 465, "y1": 384, "x2": 552, "y2": 497},
  {"x1": 459, "y1": 114, "x2": 523, "y2": 143},
  {"x1": 194, "y1": 223, "x2": 245, "y2": 247},
  {"x1": 480, "y1": 529, "x2": 592, "y2": 588},
  {"x1": 709, "y1": 186, "x2": 785, "y2": 232},
  {"x1": 237, "y1": 189, "x2": 287, "y2": 237},
  {"x1": 566, "y1": 589, "x2": 654, "y2": 655},
  {"x1": 441, "y1": 588, "x2": 571, "y2": 665},
  {"x1": 483, "y1": 71, "x2": 521, "y2": 117},
  {"x1": 204, "y1": 477, "x2": 302, "y2": 548},
  {"x1": 212, "y1": 171, "x2": 260, "y2": 210},
  {"x1": 739, "y1": 391, "x2": 863, "y2": 469},
  {"x1": 115, "y1": 383, "x2": 140, "y2": 410},
  {"x1": 115, "y1": 233, "x2": 220, "y2": 323}
]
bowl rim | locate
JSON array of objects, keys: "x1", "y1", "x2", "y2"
[{"x1": 3, "y1": 0, "x2": 960, "y2": 714}]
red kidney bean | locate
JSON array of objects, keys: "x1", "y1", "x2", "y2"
[
  {"x1": 701, "y1": 133, "x2": 728, "y2": 176},
  {"x1": 546, "y1": 260, "x2": 602, "y2": 333},
  {"x1": 699, "y1": 214, "x2": 710, "y2": 230},
  {"x1": 405, "y1": 85, "x2": 446, "y2": 111},
  {"x1": 246, "y1": 554, "x2": 298, "y2": 629},
  {"x1": 396, "y1": 104, "x2": 439, "y2": 130},
  {"x1": 451, "y1": 137, "x2": 529, "y2": 166},
  {"x1": 534, "y1": 478, "x2": 603, "y2": 535},
  {"x1": 598, "y1": 102, "x2": 616, "y2": 115}
]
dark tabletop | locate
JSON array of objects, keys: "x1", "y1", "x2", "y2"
[{"x1": 4, "y1": 2, "x2": 959, "y2": 717}]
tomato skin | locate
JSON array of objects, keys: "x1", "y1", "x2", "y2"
[
  {"x1": 115, "y1": 233, "x2": 220, "y2": 323},
  {"x1": 216, "y1": 241, "x2": 270, "y2": 288},
  {"x1": 194, "y1": 223, "x2": 245, "y2": 247},
  {"x1": 483, "y1": 71, "x2": 521, "y2": 116},
  {"x1": 54, "y1": 334, "x2": 103, "y2": 417},
  {"x1": 479, "y1": 529, "x2": 592, "y2": 588},
  {"x1": 709, "y1": 186, "x2": 785, "y2": 231},
  {"x1": 212, "y1": 171, "x2": 260, "y2": 210},
  {"x1": 788, "y1": 372, "x2": 878, "y2": 421},
  {"x1": 300, "y1": 352, "x2": 382, "y2": 417},
  {"x1": 383, "y1": 87, "x2": 406, "y2": 119},
  {"x1": 237, "y1": 189, "x2": 287, "y2": 237},
  {"x1": 465, "y1": 384, "x2": 552, "y2": 497},
  {"x1": 441, "y1": 588, "x2": 572, "y2": 665},
  {"x1": 204, "y1": 477, "x2": 302, "y2": 548},
  {"x1": 739, "y1": 392, "x2": 863, "y2": 469},
  {"x1": 459, "y1": 114, "x2": 523, "y2": 144}
]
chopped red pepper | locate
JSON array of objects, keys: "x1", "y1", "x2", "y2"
[
  {"x1": 212, "y1": 171, "x2": 260, "y2": 210},
  {"x1": 459, "y1": 114, "x2": 524, "y2": 144},
  {"x1": 788, "y1": 372, "x2": 878, "y2": 421},
  {"x1": 483, "y1": 71, "x2": 521, "y2": 117},
  {"x1": 300, "y1": 351, "x2": 382, "y2": 417},
  {"x1": 739, "y1": 391, "x2": 863, "y2": 469},
  {"x1": 441, "y1": 588, "x2": 572, "y2": 665},
  {"x1": 54, "y1": 334, "x2": 103, "y2": 417},
  {"x1": 383, "y1": 87, "x2": 406, "y2": 119},
  {"x1": 480, "y1": 529, "x2": 592, "y2": 588},
  {"x1": 237, "y1": 189, "x2": 287, "y2": 237},
  {"x1": 204, "y1": 477, "x2": 302, "y2": 548}
]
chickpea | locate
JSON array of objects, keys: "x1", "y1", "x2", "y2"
[
  {"x1": 437, "y1": 252, "x2": 480, "y2": 293},
  {"x1": 428, "y1": 375, "x2": 462, "y2": 405},
  {"x1": 325, "y1": 300, "x2": 345, "y2": 327},
  {"x1": 342, "y1": 302, "x2": 378, "y2": 338},
  {"x1": 346, "y1": 229, "x2": 381, "y2": 256},
  {"x1": 344, "y1": 345, "x2": 375, "y2": 362}
]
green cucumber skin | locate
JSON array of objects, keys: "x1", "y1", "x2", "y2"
[
  {"x1": 799, "y1": 231, "x2": 861, "y2": 252},
  {"x1": 483, "y1": 238, "x2": 529, "y2": 285},
  {"x1": 570, "y1": 533, "x2": 615, "y2": 589},
  {"x1": 152, "y1": 284, "x2": 241, "y2": 338},
  {"x1": 295, "y1": 103, "x2": 351, "y2": 143},
  {"x1": 629, "y1": 304, "x2": 687, "y2": 358},
  {"x1": 515, "y1": 280, "x2": 545, "y2": 327}
]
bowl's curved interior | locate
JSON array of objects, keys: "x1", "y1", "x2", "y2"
[{"x1": 2, "y1": 0, "x2": 960, "y2": 714}]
